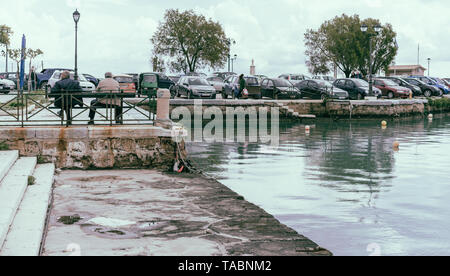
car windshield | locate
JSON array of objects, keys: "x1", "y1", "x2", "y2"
[
  {"x1": 432, "y1": 78, "x2": 445, "y2": 85},
  {"x1": 382, "y1": 79, "x2": 399, "y2": 86},
  {"x1": 244, "y1": 77, "x2": 259, "y2": 85},
  {"x1": 188, "y1": 78, "x2": 209, "y2": 86},
  {"x1": 207, "y1": 77, "x2": 223, "y2": 82},
  {"x1": 273, "y1": 79, "x2": 292, "y2": 87},
  {"x1": 143, "y1": 75, "x2": 157, "y2": 82},
  {"x1": 115, "y1": 76, "x2": 133, "y2": 83},
  {"x1": 353, "y1": 79, "x2": 369, "y2": 87},
  {"x1": 316, "y1": 80, "x2": 333, "y2": 88}
]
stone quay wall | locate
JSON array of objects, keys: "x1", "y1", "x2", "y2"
[
  {"x1": 135, "y1": 98, "x2": 440, "y2": 119},
  {"x1": 0, "y1": 126, "x2": 185, "y2": 170}
]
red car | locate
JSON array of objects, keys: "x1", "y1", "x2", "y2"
[{"x1": 373, "y1": 78, "x2": 412, "y2": 99}]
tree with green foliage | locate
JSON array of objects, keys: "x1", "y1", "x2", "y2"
[
  {"x1": 0, "y1": 25, "x2": 13, "y2": 46},
  {"x1": 304, "y1": 14, "x2": 398, "y2": 78},
  {"x1": 151, "y1": 9, "x2": 229, "y2": 73},
  {"x1": 0, "y1": 25, "x2": 13, "y2": 72}
]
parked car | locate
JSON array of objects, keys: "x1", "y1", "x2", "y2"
[
  {"x1": 139, "y1": 73, "x2": 158, "y2": 97},
  {"x1": 430, "y1": 77, "x2": 450, "y2": 94},
  {"x1": 125, "y1": 73, "x2": 139, "y2": 91},
  {"x1": 168, "y1": 75, "x2": 181, "y2": 84},
  {"x1": 381, "y1": 76, "x2": 422, "y2": 96},
  {"x1": 222, "y1": 75, "x2": 261, "y2": 99},
  {"x1": 278, "y1": 74, "x2": 311, "y2": 84},
  {"x1": 442, "y1": 78, "x2": 450, "y2": 89},
  {"x1": 48, "y1": 70, "x2": 95, "y2": 92},
  {"x1": 295, "y1": 79, "x2": 348, "y2": 100},
  {"x1": 185, "y1": 72, "x2": 207, "y2": 77},
  {"x1": 113, "y1": 74, "x2": 136, "y2": 93},
  {"x1": 409, "y1": 76, "x2": 448, "y2": 95},
  {"x1": 253, "y1": 74, "x2": 268, "y2": 84},
  {"x1": 82, "y1": 74, "x2": 99, "y2": 87},
  {"x1": 373, "y1": 78, "x2": 412, "y2": 99},
  {"x1": 153, "y1": 73, "x2": 175, "y2": 90},
  {"x1": 206, "y1": 77, "x2": 225, "y2": 94},
  {"x1": 211, "y1": 72, "x2": 236, "y2": 80},
  {"x1": 175, "y1": 76, "x2": 216, "y2": 99},
  {"x1": 36, "y1": 68, "x2": 72, "y2": 89},
  {"x1": 333, "y1": 78, "x2": 382, "y2": 100},
  {"x1": 260, "y1": 78, "x2": 301, "y2": 99},
  {"x1": 312, "y1": 75, "x2": 336, "y2": 82},
  {"x1": 403, "y1": 78, "x2": 442, "y2": 97},
  {"x1": 0, "y1": 72, "x2": 28, "y2": 90},
  {"x1": 0, "y1": 78, "x2": 15, "y2": 93}
]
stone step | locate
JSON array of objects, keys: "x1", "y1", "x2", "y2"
[
  {"x1": 0, "y1": 151, "x2": 19, "y2": 183},
  {"x1": 0, "y1": 164, "x2": 55, "y2": 256},
  {"x1": 0, "y1": 157, "x2": 37, "y2": 249}
]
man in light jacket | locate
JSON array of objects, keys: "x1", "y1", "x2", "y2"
[{"x1": 88, "y1": 72, "x2": 122, "y2": 125}]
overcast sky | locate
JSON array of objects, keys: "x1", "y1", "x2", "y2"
[{"x1": 2, "y1": 0, "x2": 449, "y2": 78}]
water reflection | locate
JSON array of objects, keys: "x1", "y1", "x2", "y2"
[{"x1": 186, "y1": 115, "x2": 450, "y2": 256}]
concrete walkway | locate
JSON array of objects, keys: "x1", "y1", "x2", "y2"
[{"x1": 42, "y1": 170, "x2": 331, "y2": 256}]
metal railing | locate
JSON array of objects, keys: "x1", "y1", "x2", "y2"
[{"x1": 0, "y1": 90, "x2": 156, "y2": 127}]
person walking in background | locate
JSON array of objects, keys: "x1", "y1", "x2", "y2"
[
  {"x1": 88, "y1": 72, "x2": 122, "y2": 125},
  {"x1": 50, "y1": 70, "x2": 82, "y2": 125},
  {"x1": 236, "y1": 74, "x2": 246, "y2": 99},
  {"x1": 30, "y1": 66, "x2": 37, "y2": 91}
]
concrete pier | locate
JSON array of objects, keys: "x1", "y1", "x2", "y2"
[
  {"x1": 42, "y1": 169, "x2": 332, "y2": 256},
  {"x1": 132, "y1": 98, "x2": 447, "y2": 119}
]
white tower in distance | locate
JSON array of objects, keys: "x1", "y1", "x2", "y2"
[{"x1": 250, "y1": 59, "x2": 256, "y2": 75}]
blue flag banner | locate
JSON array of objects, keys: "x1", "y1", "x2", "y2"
[{"x1": 19, "y1": 34, "x2": 26, "y2": 90}]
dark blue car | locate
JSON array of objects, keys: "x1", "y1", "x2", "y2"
[{"x1": 83, "y1": 74, "x2": 99, "y2": 87}]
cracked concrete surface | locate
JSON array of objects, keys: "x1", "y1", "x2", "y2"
[{"x1": 42, "y1": 170, "x2": 331, "y2": 256}]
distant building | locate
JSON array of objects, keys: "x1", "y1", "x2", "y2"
[
  {"x1": 386, "y1": 65, "x2": 427, "y2": 77},
  {"x1": 250, "y1": 59, "x2": 255, "y2": 75}
]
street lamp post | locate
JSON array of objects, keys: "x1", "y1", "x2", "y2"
[
  {"x1": 231, "y1": 54, "x2": 237, "y2": 72},
  {"x1": 225, "y1": 38, "x2": 235, "y2": 72},
  {"x1": 427, "y1": 58, "x2": 431, "y2": 77},
  {"x1": 361, "y1": 24, "x2": 382, "y2": 97},
  {"x1": 73, "y1": 9, "x2": 80, "y2": 81}
]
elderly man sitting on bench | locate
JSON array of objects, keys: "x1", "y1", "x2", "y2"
[{"x1": 88, "y1": 72, "x2": 123, "y2": 125}]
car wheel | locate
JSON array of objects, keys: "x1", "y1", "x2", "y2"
[
  {"x1": 388, "y1": 91, "x2": 394, "y2": 99},
  {"x1": 424, "y1": 90, "x2": 432, "y2": 97}
]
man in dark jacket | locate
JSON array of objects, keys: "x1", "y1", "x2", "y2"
[
  {"x1": 236, "y1": 74, "x2": 246, "y2": 99},
  {"x1": 29, "y1": 67, "x2": 37, "y2": 91},
  {"x1": 50, "y1": 71, "x2": 82, "y2": 125}
]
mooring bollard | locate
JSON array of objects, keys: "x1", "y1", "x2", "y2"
[{"x1": 156, "y1": 89, "x2": 171, "y2": 126}]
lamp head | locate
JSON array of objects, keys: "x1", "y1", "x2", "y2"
[
  {"x1": 361, "y1": 24, "x2": 368, "y2": 32},
  {"x1": 73, "y1": 9, "x2": 80, "y2": 24}
]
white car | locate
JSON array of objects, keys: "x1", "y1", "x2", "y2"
[
  {"x1": 0, "y1": 79, "x2": 16, "y2": 94},
  {"x1": 206, "y1": 76, "x2": 225, "y2": 93},
  {"x1": 48, "y1": 70, "x2": 95, "y2": 92}
]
